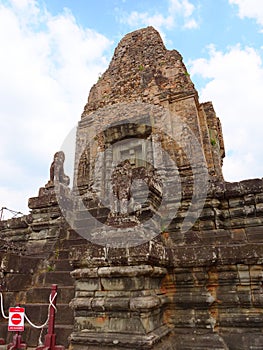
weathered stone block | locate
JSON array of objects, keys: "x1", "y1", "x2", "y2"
[
  {"x1": 130, "y1": 295, "x2": 161, "y2": 311},
  {"x1": 101, "y1": 276, "x2": 145, "y2": 291},
  {"x1": 246, "y1": 226, "x2": 263, "y2": 242},
  {"x1": 109, "y1": 316, "x2": 145, "y2": 334},
  {"x1": 75, "y1": 315, "x2": 110, "y2": 332},
  {"x1": 98, "y1": 265, "x2": 153, "y2": 277},
  {"x1": 75, "y1": 279, "x2": 101, "y2": 292}
]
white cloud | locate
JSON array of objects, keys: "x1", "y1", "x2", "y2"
[
  {"x1": 125, "y1": 11, "x2": 174, "y2": 30},
  {"x1": 229, "y1": 0, "x2": 263, "y2": 28},
  {"x1": 120, "y1": 0, "x2": 198, "y2": 33},
  {"x1": 189, "y1": 45, "x2": 263, "y2": 181},
  {"x1": 169, "y1": 0, "x2": 194, "y2": 18},
  {"x1": 0, "y1": 0, "x2": 112, "y2": 215},
  {"x1": 184, "y1": 18, "x2": 198, "y2": 29}
]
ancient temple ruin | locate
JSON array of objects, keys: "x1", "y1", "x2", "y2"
[{"x1": 0, "y1": 27, "x2": 263, "y2": 350}]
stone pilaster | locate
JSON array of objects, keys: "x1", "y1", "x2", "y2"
[{"x1": 69, "y1": 262, "x2": 170, "y2": 349}]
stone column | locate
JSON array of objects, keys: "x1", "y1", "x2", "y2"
[{"x1": 69, "y1": 263, "x2": 170, "y2": 349}]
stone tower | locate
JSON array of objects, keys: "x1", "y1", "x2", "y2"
[
  {"x1": 0, "y1": 27, "x2": 263, "y2": 350},
  {"x1": 76, "y1": 25, "x2": 225, "y2": 187},
  {"x1": 68, "y1": 26, "x2": 226, "y2": 246},
  {"x1": 66, "y1": 27, "x2": 263, "y2": 350}
]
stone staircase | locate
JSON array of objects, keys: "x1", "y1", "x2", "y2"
[{"x1": 0, "y1": 225, "x2": 87, "y2": 349}]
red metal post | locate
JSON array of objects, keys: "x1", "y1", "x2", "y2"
[
  {"x1": 35, "y1": 284, "x2": 65, "y2": 350},
  {"x1": 45, "y1": 284, "x2": 56, "y2": 348},
  {"x1": 7, "y1": 332, "x2": 27, "y2": 350}
]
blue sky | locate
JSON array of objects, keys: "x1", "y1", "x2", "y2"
[{"x1": 0, "y1": 0, "x2": 263, "y2": 217}]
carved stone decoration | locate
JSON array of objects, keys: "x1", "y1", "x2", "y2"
[
  {"x1": 78, "y1": 150, "x2": 88, "y2": 183},
  {"x1": 2, "y1": 26, "x2": 263, "y2": 350},
  {"x1": 111, "y1": 159, "x2": 133, "y2": 215},
  {"x1": 46, "y1": 151, "x2": 70, "y2": 187}
]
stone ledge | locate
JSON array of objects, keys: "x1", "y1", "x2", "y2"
[
  {"x1": 70, "y1": 294, "x2": 163, "y2": 312},
  {"x1": 70, "y1": 324, "x2": 170, "y2": 349}
]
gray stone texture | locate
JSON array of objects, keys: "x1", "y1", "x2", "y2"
[{"x1": 0, "y1": 27, "x2": 263, "y2": 350}]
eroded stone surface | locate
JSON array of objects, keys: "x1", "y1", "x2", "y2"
[{"x1": 0, "y1": 27, "x2": 263, "y2": 350}]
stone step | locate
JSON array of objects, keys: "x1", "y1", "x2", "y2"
[
  {"x1": 73, "y1": 218, "x2": 91, "y2": 229},
  {"x1": 25, "y1": 286, "x2": 74, "y2": 304},
  {"x1": 52, "y1": 259, "x2": 74, "y2": 272},
  {"x1": 60, "y1": 238, "x2": 88, "y2": 249},
  {"x1": 23, "y1": 303, "x2": 73, "y2": 325},
  {"x1": 55, "y1": 249, "x2": 70, "y2": 259},
  {"x1": 73, "y1": 208, "x2": 109, "y2": 220},
  {"x1": 30, "y1": 323, "x2": 72, "y2": 348},
  {"x1": 67, "y1": 229, "x2": 84, "y2": 240},
  {"x1": 0, "y1": 323, "x2": 72, "y2": 348},
  {"x1": 5, "y1": 272, "x2": 35, "y2": 292},
  {"x1": 37, "y1": 271, "x2": 74, "y2": 287},
  {"x1": 0, "y1": 322, "x2": 8, "y2": 344},
  {"x1": 0, "y1": 299, "x2": 73, "y2": 347}
]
